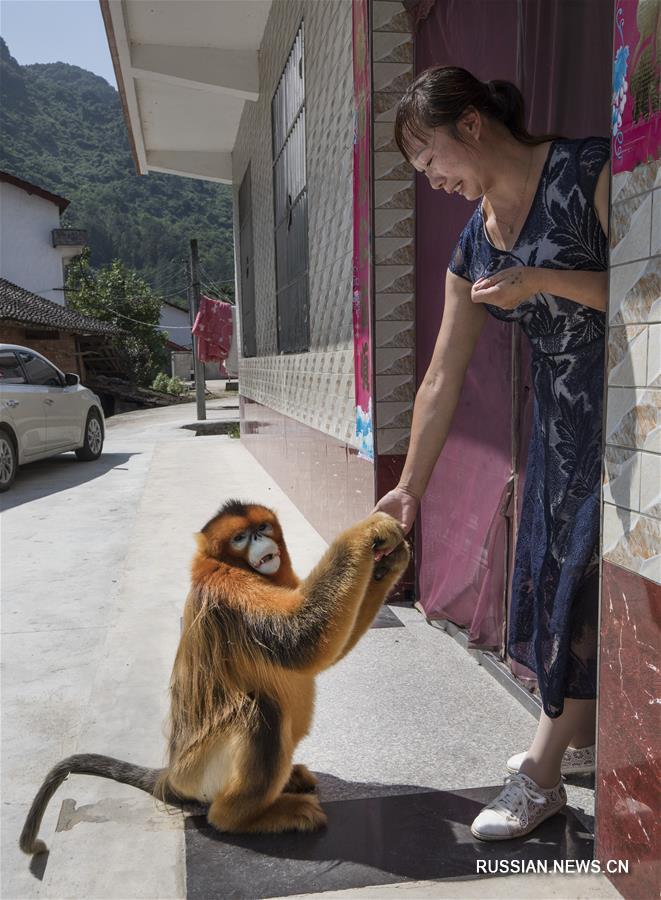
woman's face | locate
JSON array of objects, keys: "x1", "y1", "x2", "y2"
[{"x1": 408, "y1": 116, "x2": 484, "y2": 200}]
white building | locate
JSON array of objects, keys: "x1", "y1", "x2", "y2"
[
  {"x1": 159, "y1": 299, "x2": 192, "y2": 348},
  {"x1": 0, "y1": 172, "x2": 87, "y2": 305}
]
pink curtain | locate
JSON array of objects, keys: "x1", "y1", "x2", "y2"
[{"x1": 414, "y1": 0, "x2": 612, "y2": 662}]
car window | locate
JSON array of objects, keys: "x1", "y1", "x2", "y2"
[
  {"x1": 18, "y1": 351, "x2": 63, "y2": 387},
  {"x1": 0, "y1": 351, "x2": 27, "y2": 384}
]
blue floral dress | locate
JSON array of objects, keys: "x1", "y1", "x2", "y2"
[{"x1": 449, "y1": 137, "x2": 610, "y2": 718}]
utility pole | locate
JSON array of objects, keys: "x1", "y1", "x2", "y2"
[{"x1": 188, "y1": 238, "x2": 206, "y2": 421}]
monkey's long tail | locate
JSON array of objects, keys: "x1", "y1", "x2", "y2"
[{"x1": 19, "y1": 753, "x2": 177, "y2": 856}]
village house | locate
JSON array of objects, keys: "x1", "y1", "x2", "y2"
[{"x1": 0, "y1": 171, "x2": 118, "y2": 379}]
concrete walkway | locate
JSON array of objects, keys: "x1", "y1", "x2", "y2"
[{"x1": 1, "y1": 401, "x2": 619, "y2": 899}]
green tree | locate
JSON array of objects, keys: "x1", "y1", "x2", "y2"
[{"x1": 65, "y1": 249, "x2": 168, "y2": 386}]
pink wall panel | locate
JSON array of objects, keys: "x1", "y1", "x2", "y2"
[
  {"x1": 596, "y1": 561, "x2": 660, "y2": 899},
  {"x1": 240, "y1": 396, "x2": 373, "y2": 535}
]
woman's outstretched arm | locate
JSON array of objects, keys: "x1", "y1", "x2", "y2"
[{"x1": 376, "y1": 271, "x2": 486, "y2": 526}]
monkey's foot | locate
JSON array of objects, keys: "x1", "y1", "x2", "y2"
[
  {"x1": 209, "y1": 793, "x2": 327, "y2": 833},
  {"x1": 285, "y1": 764, "x2": 318, "y2": 793}
]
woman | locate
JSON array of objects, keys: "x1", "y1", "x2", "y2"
[{"x1": 373, "y1": 66, "x2": 610, "y2": 841}]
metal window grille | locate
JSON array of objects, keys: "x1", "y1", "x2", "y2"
[
  {"x1": 272, "y1": 22, "x2": 310, "y2": 353},
  {"x1": 238, "y1": 165, "x2": 256, "y2": 357}
]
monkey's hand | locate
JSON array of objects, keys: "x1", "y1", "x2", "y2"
[
  {"x1": 361, "y1": 511, "x2": 406, "y2": 560},
  {"x1": 373, "y1": 538, "x2": 410, "y2": 581}
]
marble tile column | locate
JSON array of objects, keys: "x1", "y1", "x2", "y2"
[
  {"x1": 596, "y1": 156, "x2": 661, "y2": 898},
  {"x1": 371, "y1": 1, "x2": 416, "y2": 458}
]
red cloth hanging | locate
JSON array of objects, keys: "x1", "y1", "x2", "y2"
[{"x1": 192, "y1": 295, "x2": 233, "y2": 363}]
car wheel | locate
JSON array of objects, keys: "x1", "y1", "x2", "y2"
[
  {"x1": 0, "y1": 427, "x2": 17, "y2": 492},
  {"x1": 75, "y1": 409, "x2": 104, "y2": 461}
]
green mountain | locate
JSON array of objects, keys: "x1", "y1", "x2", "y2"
[{"x1": 0, "y1": 37, "x2": 234, "y2": 305}]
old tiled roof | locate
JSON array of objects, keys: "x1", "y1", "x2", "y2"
[{"x1": 0, "y1": 278, "x2": 120, "y2": 335}]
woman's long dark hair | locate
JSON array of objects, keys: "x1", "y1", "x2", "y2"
[{"x1": 395, "y1": 66, "x2": 561, "y2": 161}]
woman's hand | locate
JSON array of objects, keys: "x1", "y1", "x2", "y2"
[
  {"x1": 371, "y1": 486, "x2": 419, "y2": 559},
  {"x1": 471, "y1": 266, "x2": 536, "y2": 310}
]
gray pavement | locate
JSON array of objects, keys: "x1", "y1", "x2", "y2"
[{"x1": 1, "y1": 400, "x2": 618, "y2": 899}]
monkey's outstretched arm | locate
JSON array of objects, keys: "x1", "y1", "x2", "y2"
[{"x1": 334, "y1": 540, "x2": 410, "y2": 663}]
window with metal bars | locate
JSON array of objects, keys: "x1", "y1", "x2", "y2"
[{"x1": 272, "y1": 22, "x2": 310, "y2": 353}]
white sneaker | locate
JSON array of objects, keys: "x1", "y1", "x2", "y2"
[
  {"x1": 507, "y1": 744, "x2": 595, "y2": 776},
  {"x1": 471, "y1": 772, "x2": 567, "y2": 841}
]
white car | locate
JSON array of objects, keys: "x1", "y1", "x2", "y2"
[{"x1": 0, "y1": 344, "x2": 105, "y2": 491}]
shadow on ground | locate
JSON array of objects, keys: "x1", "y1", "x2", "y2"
[
  {"x1": 183, "y1": 773, "x2": 594, "y2": 900},
  {"x1": 1, "y1": 453, "x2": 139, "y2": 510}
]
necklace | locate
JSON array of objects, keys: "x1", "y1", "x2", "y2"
[{"x1": 486, "y1": 148, "x2": 534, "y2": 237}]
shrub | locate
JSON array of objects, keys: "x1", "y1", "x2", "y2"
[{"x1": 152, "y1": 372, "x2": 169, "y2": 392}]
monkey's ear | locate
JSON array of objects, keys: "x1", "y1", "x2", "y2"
[{"x1": 193, "y1": 532, "x2": 208, "y2": 553}]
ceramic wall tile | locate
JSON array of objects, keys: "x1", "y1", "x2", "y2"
[
  {"x1": 375, "y1": 347, "x2": 415, "y2": 375},
  {"x1": 376, "y1": 374, "x2": 415, "y2": 402},
  {"x1": 372, "y1": 31, "x2": 413, "y2": 64},
  {"x1": 374, "y1": 151, "x2": 414, "y2": 180},
  {"x1": 611, "y1": 158, "x2": 660, "y2": 203},
  {"x1": 609, "y1": 256, "x2": 661, "y2": 325},
  {"x1": 375, "y1": 237, "x2": 414, "y2": 265},
  {"x1": 375, "y1": 180, "x2": 415, "y2": 208},
  {"x1": 602, "y1": 502, "x2": 661, "y2": 583},
  {"x1": 607, "y1": 325, "x2": 648, "y2": 386},
  {"x1": 233, "y1": 0, "x2": 356, "y2": 441},
  {"x1": 376, "y1": 427, "x2": 411, "y2": 454},
  {"x1": 376, "y1": 320, "x2": 415, "y2": 348},
  {"x1": 375, "y1": 292, "x2": 415, "y2": 320},
  {"x1": 603, "y1": 445, "x2": 642, "y2": 512},
  {"x1": 639, "y1": 452, "x2": 661, "y2": 519},
  {"x1": 372, "y1": 1, "x2": 411, "y2": 33},
  {"x1": 610, "y1": 192, "x2": 653, "y2": 265},
  {"x1": 652, "y1": 190, "x2": 661, "y2": 257},
  {"x1": 372, "y1": 62, "x2": 412, "y2": 94},
  {"x1": 605, "y1": 386, "x2": 660, "y2": 452},
  {"x1": 375, "y1": 265, "x2": 414, "y2": 293},
  {"x1": 374, "y1": 209, "x2": 414, "y2": 237},
  {"x1": 373, "y1": 91, "x2": 400, "y2": 122},
  {"x1": 648, "y1": 324, "x2": 661, "y2": 386},
  {"x1": 374, "y1": 121, "x2": 401, "y2": 152},
  {"x1": 375, "y1": 400, "x2": 412, "y2": 429}
]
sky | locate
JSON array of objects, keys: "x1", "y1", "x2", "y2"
[{"x1": 0, "y1": 0, "x2": 116, "y2": 87}]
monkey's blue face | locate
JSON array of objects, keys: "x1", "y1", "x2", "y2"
[{"x1": 231, "y1": 523, "x2": 281, "y2": 575}]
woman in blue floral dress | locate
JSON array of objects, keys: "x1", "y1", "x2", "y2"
[{"x1": 373, "y1": 67, "x2": 610, "y2": 840}]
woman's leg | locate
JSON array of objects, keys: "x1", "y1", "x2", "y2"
[{"x1": 519, "y1": 698, "x2": 597, "y2": 788}]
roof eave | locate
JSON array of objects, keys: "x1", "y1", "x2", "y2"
[{"x1": 99, "y1": 0, "x2": 147, "y2": 177}]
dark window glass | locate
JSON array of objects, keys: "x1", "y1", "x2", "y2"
[
  {"x1": 271, "y1": 22, "x2": 310, "y2": 354},
  {"x1": 238, "y1": 165, "x2": 256, "y2": 358},
  {"x1": 0, "y1": 351, "x2": 26, "y2": 384},
  {"x1": 18, "y1": 352, "x2": 62, "y2": 387}
]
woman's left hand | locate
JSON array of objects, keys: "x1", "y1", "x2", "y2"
[{"x1": 471, "y1": 266, "x2": 536, "y2": 310}]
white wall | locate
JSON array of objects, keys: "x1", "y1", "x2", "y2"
[
  {"x1": 159, "y1": 302, "x2": 192, "y2": 347},
  {"x1": 0, "y1": 182, "x2": 68, "y2": 304}
]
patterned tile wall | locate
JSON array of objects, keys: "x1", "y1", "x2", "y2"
[
  {"x1": 603, "y1": 159, "x2": 661, "y2": 584},
  {"x1": 372, "y1": 1, "x2": 416, "y2": 455},
  {"x1": 232, "y1": 0, "x2": 357, "y2": 446}
]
